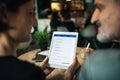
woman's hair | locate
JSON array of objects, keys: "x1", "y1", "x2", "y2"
[
  {"x1": 115, "y1": 0, "x2": 120, "y2": 6},
  {"x1": 0, "y1": 0, "x2": 31, "y2": 12},
  {"x1": 0, "y1": 0, "x2": 31, "y2": 32}
]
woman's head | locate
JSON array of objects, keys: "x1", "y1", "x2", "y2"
[
  {"x1": 0, "y1": 0, "x2": 35, "y2": 42},
  {"x1": 0, "y1": 0, "x2": 31, "y2": 12}
]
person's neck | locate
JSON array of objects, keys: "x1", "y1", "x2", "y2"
[{"x1": 0, "y1": 33, "x2": 17, "y2": 56}]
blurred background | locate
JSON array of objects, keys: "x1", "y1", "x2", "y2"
[{"x1": 17, "y1": 0, "x2": 120, "y2": 56}]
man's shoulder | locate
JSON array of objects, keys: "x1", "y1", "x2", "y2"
[
  {"x1": 86, "y1": 49, "x2": 120, "y2": 66},
  {"x1": 89, "y1": 49, "x2": 120, "y2": 60},
  {"x1": 93, "y1": 49, "x2": 120, "y2": 54},
  {"x1": 79, "y1": 49, "x2": 120, "y2": 80}
]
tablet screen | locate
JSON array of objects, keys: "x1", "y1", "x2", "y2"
[{"x1": 48, "y1": 32, "x2": 78, "y2": 69}]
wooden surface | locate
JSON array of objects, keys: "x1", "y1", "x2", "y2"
[{"x1": 18, "y1": 47, "x2": 93, "y2": 80}]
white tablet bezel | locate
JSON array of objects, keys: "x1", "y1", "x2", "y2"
[{"x1": 48, "y1": 32, "x2": 78, "y2": 69}]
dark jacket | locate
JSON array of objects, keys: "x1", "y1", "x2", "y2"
[{"x1": 0, "y1": 56, "x2": 45, "y2": 80}]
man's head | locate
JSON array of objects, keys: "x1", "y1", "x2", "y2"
[
  {"x1": 91, "y1": 0, "x2": 120, "y2": 42},
  {"x1": 0, "y1": 0, "x2": 35, "y2": 43}
]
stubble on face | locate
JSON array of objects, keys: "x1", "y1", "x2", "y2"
[
  {"x1": 95, "y1": 0, "x2": 120, "y2": 42},
  {"x1": 97, "y1": 12, "x2": 114, "y2": 42}
]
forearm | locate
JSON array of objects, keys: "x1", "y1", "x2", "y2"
[{"x1": 64, "y1": 72, "x2": 73, "y2": 80}]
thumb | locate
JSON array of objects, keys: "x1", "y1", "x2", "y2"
[{"x1": 40, "y1": 56, "x2": 48, "y2": 69}]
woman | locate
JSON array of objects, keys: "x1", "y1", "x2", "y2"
[{"x1": 0, "y1": 0, "x2": 80, "y2": 80}]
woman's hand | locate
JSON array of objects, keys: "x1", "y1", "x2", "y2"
[{"x1": 40, "y1": 56, "x2": 54, "y2": 76}]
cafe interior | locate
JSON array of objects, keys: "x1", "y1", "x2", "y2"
[{"x1": 17, "y1": 0, "x2": 120, "y2": 80}]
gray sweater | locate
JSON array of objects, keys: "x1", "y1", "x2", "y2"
[{"x1": 78, "y1": 49, "x2": 120, "y2": 80}]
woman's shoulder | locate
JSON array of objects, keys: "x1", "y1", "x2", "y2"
[{"x1": 0, "y1": 56, "x2": 45, "y2": 80}]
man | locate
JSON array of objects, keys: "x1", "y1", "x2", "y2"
[{"x1": 78, "y1": 0, "x2": 120, "y2": 80}]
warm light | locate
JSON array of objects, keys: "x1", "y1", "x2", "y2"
[
  {"x1": 66, "y1": 0, "x2": 71, "y2": 1},
  {"x1": 51, "y1": 2, "x2": 61, "y2": 11}
]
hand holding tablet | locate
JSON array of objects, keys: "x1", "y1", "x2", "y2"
[{"x1": 48, "y1": 32, "x2": 78, "y2": 69}]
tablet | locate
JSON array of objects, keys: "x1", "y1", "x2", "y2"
[{"x1": 48, "y1": 32, "x2": 78, "y2": 69}]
